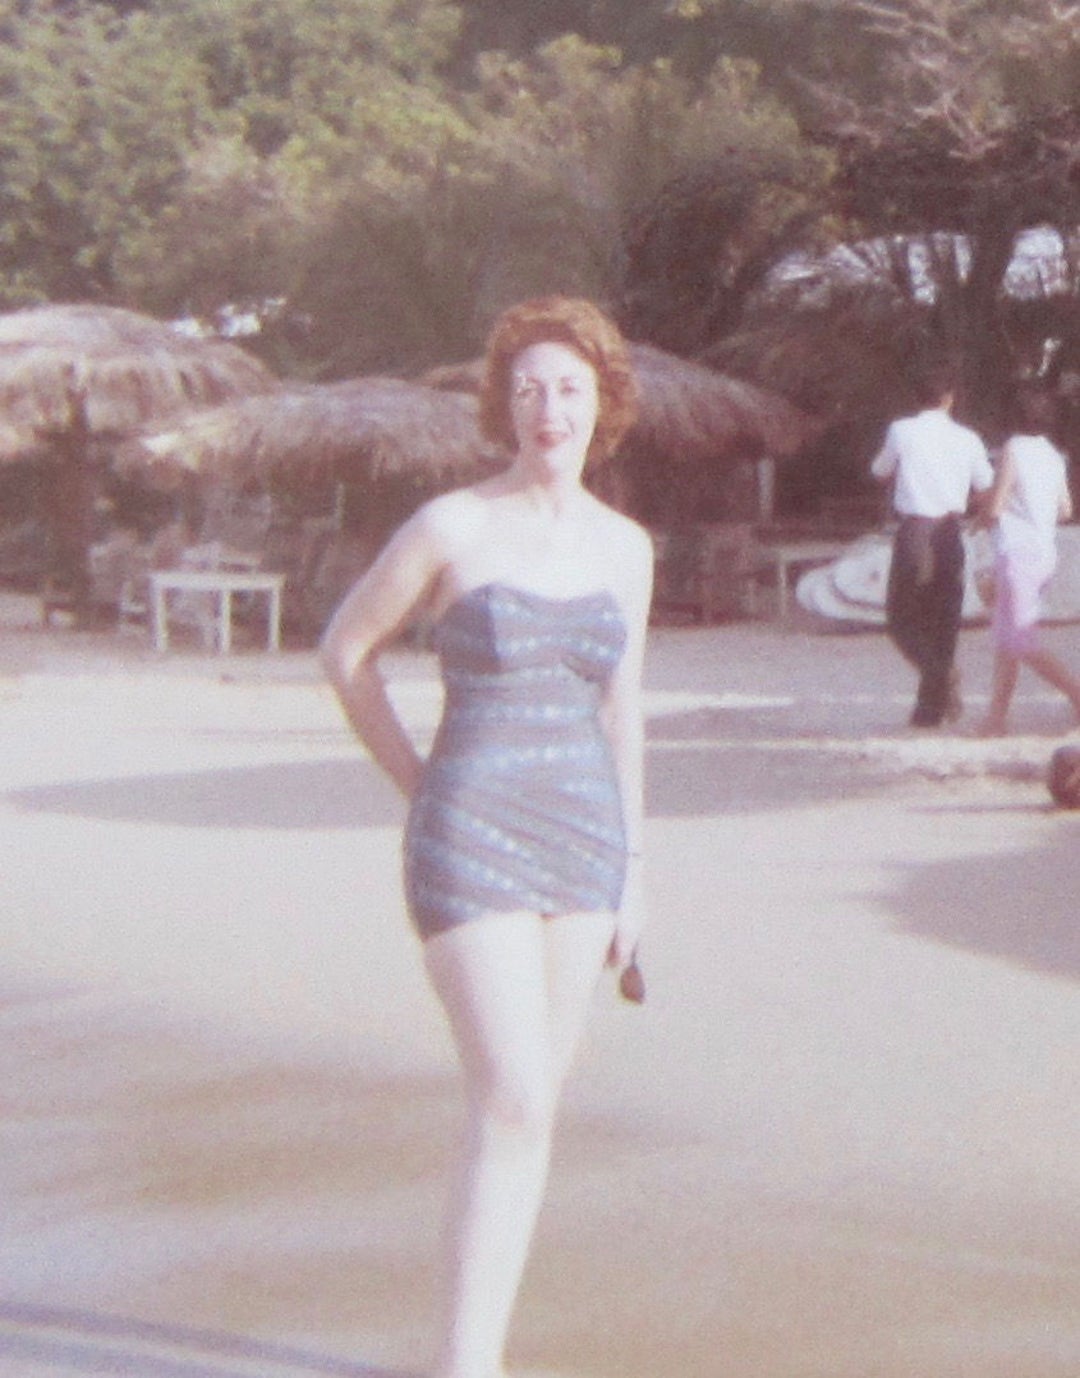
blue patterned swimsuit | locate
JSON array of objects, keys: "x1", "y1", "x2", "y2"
[{"x1": 403, "y1": 582, "x2": 628, "y2": 939}]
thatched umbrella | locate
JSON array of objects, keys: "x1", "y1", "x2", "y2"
[
  {"x1": 0, "y1": 302, "x2": 279, "y2": 463},
  {"x1": 626, "y1": 342, "x2": 815, "y2": 465},
  {"x1": 132, "y1": 347, "x2": 815, "y2": 517},
  {"x1": 423, "y1": 341, "x2": 819, "y2": 524},
  {"x1": 424, "y1": 342, "x2": 815, "y2": 463},
  {"x1": 127, "y1": 376, "x2": 501, "y2": 492},
  {"x1": 122, "y1": 377, "x2": 505, "y2": 636},
  {"x1": 0, "y1": 303, "x2": 280, "y2": 618}
]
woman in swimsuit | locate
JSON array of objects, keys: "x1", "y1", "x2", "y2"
[{"x1": 321, "y1": 296, "x2": 653, "y2": 1378}]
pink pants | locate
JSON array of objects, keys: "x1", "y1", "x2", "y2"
[{"x1": 991, "y1": 546, "x2": 1053, "y2": 656}]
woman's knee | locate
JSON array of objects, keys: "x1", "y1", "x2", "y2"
[{"x1": 473, "y1": 1067, "x2": 555, "y2": 1142}]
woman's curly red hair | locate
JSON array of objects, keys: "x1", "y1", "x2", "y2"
[{"x1": 478, "y1": 296, "x2": 638, "y2": 472}]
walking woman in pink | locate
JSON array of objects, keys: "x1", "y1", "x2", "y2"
[{"x1": 978, "y1": 384, "x2": 1080, "y2": 735}]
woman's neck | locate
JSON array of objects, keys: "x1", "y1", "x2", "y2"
[{"x1": 503, "y1": 455, "x2": 588, "y2": 518}]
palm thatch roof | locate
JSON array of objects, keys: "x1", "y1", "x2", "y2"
[
  {"x1": 125, "y1": 376, "x2": 502, "y2": 492},
  {"x1": 628, "y1": 342, "x2": 816, "y2": 463},
  {"x1": 423, "y1": 341, "x2": 818, "y2": 466},
  {"x1": 0, "y1": 303, "x2": 279, "y2": 463}
]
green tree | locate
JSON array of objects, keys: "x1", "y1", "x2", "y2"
[
  {"x1": 461, "y1": 37, "x2": 833, "y2": 354},
  {"x1": 615, "y1": 57, "x2": 834, "y2": 351},
  {"x1": 115, "y1": 0, "x2": 477, "y2": 366},
  {"x1": 189, "y1": 32, "x2": 834, "y2": 377},
  {"x1": 0, "y1": 0, "x2": 211, "y2": 303},
  {"x1": 156, "y1": 0, "x2": 463, "y2": 157},
  {"x1": 0, "y1": 0, "x2": 472, "y2": 319},
  {"x1": 783, "y1": 0, "x2": 1080, "y2": 426}
]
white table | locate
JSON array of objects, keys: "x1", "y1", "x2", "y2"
[{"x1": 150, "y1": 569, "x2": 284, "y2": 654}]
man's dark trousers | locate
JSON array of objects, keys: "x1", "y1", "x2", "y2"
[{"x1": 885, "y1": 514, "x2": 964, "y2": 726}]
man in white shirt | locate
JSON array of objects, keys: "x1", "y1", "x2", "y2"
[{"x1": 871, "y1": 367, "x2": 994, "y2": 726}]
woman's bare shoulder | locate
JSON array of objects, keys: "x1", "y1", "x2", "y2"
[
  {"x1": 409, "y1": 484, "x2": 492, "y2": 553},
  {"x1": 590, "y1": 499, "x2": 654, "y2": 565}
]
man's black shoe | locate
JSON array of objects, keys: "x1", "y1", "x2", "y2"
[{"x1": 910, "y1": 707, "x2": 943, "y2": 727}]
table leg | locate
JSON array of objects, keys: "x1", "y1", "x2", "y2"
[
  {"x1": 776, "y1": 556, "x2": 791, "y2": 619},
  {"x1": 153, "y1": 582, "x2": 168, "y2": 653},
  {"x1": 267, "y1": 584, "x2": 281, "y2": 651},
  {"x1": 219, "y1": 589, "x2": 232, "y2": 654}
]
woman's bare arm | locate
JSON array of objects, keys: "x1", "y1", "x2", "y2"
[
  {"x1": 598, "y1": 520, "x2": 654, "y2": 966},
  {"x1": 983, "y1": 443, "x2": 1016, "y2": 523},
  {"x1": 1059, "y1": 472, "x2": 1073, "y2": 523},
  {"x1": 320, "y1": 506, "x2": 451, "y2": 797}
]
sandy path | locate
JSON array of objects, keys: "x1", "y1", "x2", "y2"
[{"x1": 1, "y1": 595, "x2": 1078, "y2": 1378}]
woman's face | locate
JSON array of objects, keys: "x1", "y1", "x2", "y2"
[{"x1": 508, "y1": 341, "x2": 600, "y2": 476}]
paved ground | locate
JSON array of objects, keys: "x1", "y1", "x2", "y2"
[{"x1": 1, "y1": 594, "x2": 1079, "y2": 1378}]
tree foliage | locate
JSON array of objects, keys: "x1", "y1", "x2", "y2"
[
  {"x1": 775, "y1": 0, "x2": 1080, "y2": 434},
  {"x1": 0, "y1": 0, "x2": 837, "y2": 373},
  {"x1": 0, "y1": 0, "x2": 210, "y2": 301},
  {"x1": 3, "y1": 0, "x2": 1080, "y2": 459},
  {"x1": 615, "y1": 57, "x2": 833, "y2": 352}
]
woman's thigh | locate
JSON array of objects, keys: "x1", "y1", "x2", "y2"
[
  {"x1": 543, "y1": 911, "x2": 617, "y2": 1081},
  {"x1": 994, "y1": 548, "x2": 1050, "y2": 654},
  {"x1": 423, "y1": 909, "x2": 613, "y2": 1108},
  {"x1": 425, "y1": 913, "x2": 554, "y2": 1111}
]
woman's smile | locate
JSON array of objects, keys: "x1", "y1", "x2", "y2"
[{"x1": 510, "y1": 341, "x2": 599, "y2": 466}]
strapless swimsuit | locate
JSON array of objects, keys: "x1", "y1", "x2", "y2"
[{"x1": 403, "y1": 582, "x2": 629, "y2": 939}]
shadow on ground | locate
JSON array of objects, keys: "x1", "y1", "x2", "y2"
[
  {"x1": 6, "y1": 759, "x2": 404, "y2": 830},
  {"x1": 0, "y1": 978, "x2": 639, "y2": 1374},
  {"x1": 646, "y1": 703, "x2": 894, "y2": 815},
  {"x1": 6, "y1": 728, "x2": 890, "y2": 829},
  {"x1": 0, "y1": 1302, "x2": 417, "y2": 1378},
  {"x1": 1, "y1": 979, "x2": 449, "y2": 1355},
  {"x1": 882, "y1": 807, "x2": 1080, "y2": 982}
]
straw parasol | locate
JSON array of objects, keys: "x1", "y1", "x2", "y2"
[
  {"x1": 126, "y1": 376, "x2": 502, "y2": 492},
  {"x1": 0, "y1": 302, "x2": 279, "y2": 464},
  {"x1": 424, "y1": 341, "x2": 817, "y2": 466},
  {"x1": 626, "y1": 342, "x2": 815, "y2": 465},
  {"x1": 130, "y1": 344, "x2": 816, "y2": 508},
  {"x1": 423, "y1": 341, "x2": 819, "y2": 528}
]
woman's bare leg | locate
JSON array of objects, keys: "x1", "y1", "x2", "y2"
[
  {"x1": 978, "y1": 649, "x2": 1019, "y2": 736},
  {"x1": 1023, "y1": 647, "x2": 1080, "y2": 722},
  {"x1": 424, "y1": 911, "x2": 612, "y2": 1378},
  {"x1": 543, "y1": 911, "x2": 617, "y2": 1085}
]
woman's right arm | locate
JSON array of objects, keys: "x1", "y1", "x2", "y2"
[
  {"x1": 1058, "y1": 465, "x2": 1073, "y2": 523},
  {"x1": 982, "y1": 442, "x2": 1016, "y2": 524},
  {"x1": 320, "y1": 508, "x2": 449, "y2": 798}
]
